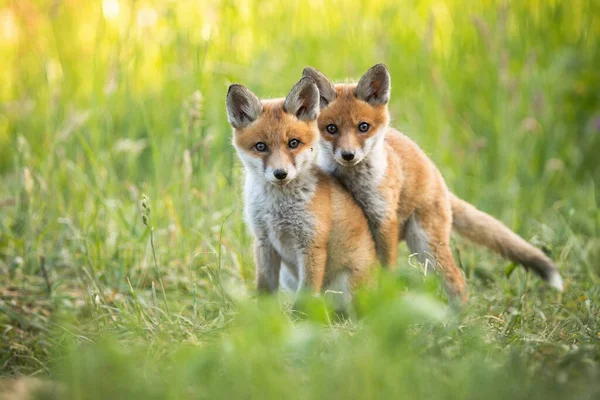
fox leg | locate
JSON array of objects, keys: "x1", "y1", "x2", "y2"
[
  {"x1": 254, "y1": 238, "x2": 281, "y2": 294},
  {"x1": 279, "y1": 263, "x2": 298, "y2": 293},
  {"x1": 405, "y1": 215, "x2": 437, "y2": 275},
  {"x1": 376, "y1": 216, "x2": 400, "y2": 269},
  {"x1": 405, "y1": 212, "x2": 468, "y2": 303},
  {"x1": 429, "y1": 232, "x2": 468, "y2": 303},
  {"x1": 292, "y1": 237, "x2": 328, "y2": 312},
  {"x1": 296, "y1": 243, "x2": 327, "y2": 294}
]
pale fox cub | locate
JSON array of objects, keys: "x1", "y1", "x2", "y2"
[
  {"x1": 303, "y1": 64, "x2": 564, "y2": 301},
  {"x1": 226, "y1": 77, "x2": 377, "y2": 308}
]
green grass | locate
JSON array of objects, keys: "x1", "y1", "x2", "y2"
[{"x1": 1, "y1": 0, "x2": 599, "y2": 398}]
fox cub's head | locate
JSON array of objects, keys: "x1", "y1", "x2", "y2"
[
  {"x1": 303, "y1": 64, "x2": 390, "y2": 166},
  {"x1": 226, "y1": 77, "x2": 320, "y2": 186}
]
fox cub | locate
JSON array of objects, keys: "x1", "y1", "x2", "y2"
[
  {"x1": 303, "y1": 64, "x2": 564, "y2": 301},
  {"x1": 226, "y1": 77, "x2": 377, "y2": 308}
]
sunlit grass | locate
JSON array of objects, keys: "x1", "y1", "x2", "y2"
[{"x1": 0, "y1": 0, "x2": 599, "y2": 398}]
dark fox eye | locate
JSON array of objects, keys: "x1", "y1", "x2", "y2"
[
  {"x1": 358, "y1": 122, "x2": 370, "y2": 133},
  {"x1": 255, "y1": 142, "x2": 267, "y2": 152},
  {"x1": 288, "y1": 138, "x2": 300, "y2": 149},
  {"x1": 326, "y1": 124, "x2": 338, "y2": 134}
]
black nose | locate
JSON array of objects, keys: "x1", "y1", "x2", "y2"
[
  {"x1": 341, "y1": 151, "x2": 355, "y2": 161},
  {"x1": 273, "y1": 169, "x2": 288, "y2": 180}
]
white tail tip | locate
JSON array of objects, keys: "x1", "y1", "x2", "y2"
[{"x1": 548, "y1": 272, "x2": 564, "y2": 292}]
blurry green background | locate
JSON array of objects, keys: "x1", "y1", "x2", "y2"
[{"x1": 0, "y1": 0, "x2": 599, "y2": 398}]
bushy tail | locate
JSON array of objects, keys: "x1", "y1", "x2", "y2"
[{"x1": 449, "y1": 193, "x2": 563, "y2": 291}]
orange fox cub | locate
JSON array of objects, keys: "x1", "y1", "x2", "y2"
[
  {"x1": 303, "y1": 64, "x2": 564, "y2": 301},
  {"x1": 226, "y1": 77, "x2": 377, "y2": 309}
]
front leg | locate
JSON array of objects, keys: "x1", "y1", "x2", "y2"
[
  {"x1": 376, "y1": 216, "x2": 400, "y2": 268},
  {"x1": 292, "y1": 238, "x2": 328, "y2": 313},
  {"x1": 254, "y1": 238, "x2": 281, "y2": 294},
  {"x1": 296, "y1": 243, "x2": 327, "y2": 294}
]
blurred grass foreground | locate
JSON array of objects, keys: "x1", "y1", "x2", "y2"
[{"x1": 1, "y1": 0, "x2": 600, "y2": 399}]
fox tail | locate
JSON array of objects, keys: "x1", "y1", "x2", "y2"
[{"x1": 449, "y1": 193, "x2": 563, "y2": 291}]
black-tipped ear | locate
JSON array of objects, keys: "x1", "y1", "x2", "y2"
[
  {"x1": 355, "y1": 64, "x2": 390, "y2": 105},
  {"x1": 226, "y1": 84, "x2": 263, "y2": 129},
  {"x1": 302, "y1": 67, "x2": 336, "y2": 108},
  {"x1": 283, "y1": 77, "x2": 320, "y2": 121}
]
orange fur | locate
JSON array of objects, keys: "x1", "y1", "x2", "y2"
[
  {"x1": 450, "y1": 193, "x2": 560, "y2": 283},
  {"x1": 306, "y1": 64, "x2": 563, "y2": 302},
  {"x1": 309, "y1": 170, "x2": 378, "y2": 290}
]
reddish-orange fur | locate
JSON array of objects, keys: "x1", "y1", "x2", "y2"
[
  {"x1": 235, "y1": 103, "x2": 317, "y2": 166},
  {"x1": 306, "y1": 170, "x2": 377, "y2": 292},
  {"x1": 309, "y1": 66, "x2": 562, "y2": 301}
]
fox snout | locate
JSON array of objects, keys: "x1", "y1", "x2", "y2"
[
  {"x1": 333, "y1": 145, "x2": 365, "y2": 166},
  {"x1": 325, "y1": 129, "x2": 385, "y2": 167},
  {"x1": 273, "y1": 169, "x2": 288, "y2": 180},
  {"x1": 265, "y1": 165, "x2": 296, "y2": 185},
  {"x1": 333, "y1": 149, "x2": 365, "y2": 166},
  {"x1": 340, "y1": 150, "x2": 355, "y2": 161},
  {"x1": 326, "y1": 131, "x2": 364, "y2": 166},
  {"x1": 265, "y1": 151, "x2": 297, "y2": 185}
]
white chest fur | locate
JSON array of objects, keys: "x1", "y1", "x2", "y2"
[{"x1": 244, "y1": 174, "x2": 317, "y2": 270}]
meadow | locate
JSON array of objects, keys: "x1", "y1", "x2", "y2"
[{"x1": 0, "y1": 0, "x2": 599, "y2": 398}]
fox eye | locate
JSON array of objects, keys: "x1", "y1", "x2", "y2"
[
  {"x1": 358, "y1": 122, "x2": 370, "y2": 133},
  {"x1": 255, "y1": 142, "x2": 268, "y2": 152},
  {"x1": 288, "y1": 138, "x2": 300, "y2": 149},
  {"x1": 326, "y1": 124, "x2": 338, "y2": 134}
]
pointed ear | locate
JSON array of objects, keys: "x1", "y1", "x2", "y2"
[
  {"x1": 283, "y1": 77, "x2": 320, "y2": 121},
  {"x1": 355, "y1": 64, "x2": 391, "y2": 105},
  {"x1": 302, "y1": 67, "x2": 336, "y2": 108},
  {"x1": 226, "y1": 84, "x2": 263, "y2": 129}
]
